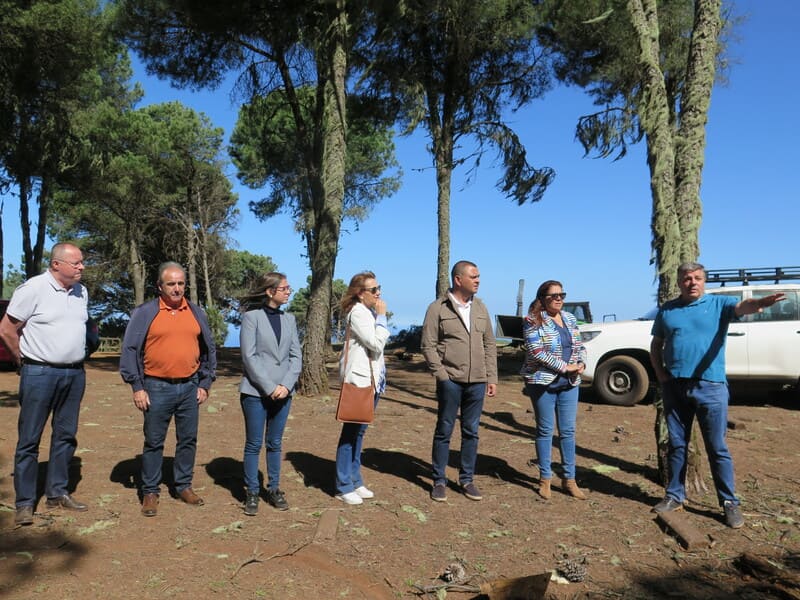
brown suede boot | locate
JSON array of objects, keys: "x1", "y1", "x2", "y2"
[
  {"x1": 538, "y1": 478, "x2": 551, "y2": 500},
  {"x1": 562, "y1": 478, "x2": 587, "y2": 500}
]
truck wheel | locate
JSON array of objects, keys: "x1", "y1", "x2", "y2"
[{"x1": 594, "y1": 356, "x2": 649, "y2": 406}]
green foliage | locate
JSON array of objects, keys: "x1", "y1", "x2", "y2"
[
  {"x1": 2, "y1": 264, "x2": 26, "y2": 299},
  {"x1": 230, "y1": 88, "x2": 401, "y2": 231},
  {"x1": 288, "y1": 276, "x2": 348, "y2": 341},
  {"x1": 0, "y1": 0, "x2": 131, "y2": 275},
  {"x1": 203, "y1": 305, "x2": 229, "y2": 348},
  {"x1": 217, "y1": 249, "x2": 278, "y2": 327}
]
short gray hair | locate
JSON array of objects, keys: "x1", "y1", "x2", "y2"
[
  {"x1": 677, "y1": 262, "x2": 705, "y2": 279},
  {"x1": 157, "y1": 261, "x2": 186, "y2": 283}
]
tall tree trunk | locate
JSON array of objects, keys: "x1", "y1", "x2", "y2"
[
  {"x1": 629, "y1": 0, "x2": 680, "y2": 305},
  {"x1": 428, "y1": 88, "x2": 456, "y2": 299},
  {"x1": 674, "y1": 0, "x2": 720, "y2": 263},
  {"x1": 20, "y1": 177, "x2": 33, "y2": 277},
  {"x1": 631, "y1": 0, "x2": 722, "y2": 495},
  {"x1": 433, "y1": 136, "x2": 454, "y2": 299},
  {"x1": 34, "y1": 179, "x2": 49, "y2": 275},
  {"x1": 186, "y1": 222, "x2": 199, "y2": 305},
  {"x1": 299, "y1": 0, "x2": 347, "y2": 395},
  {"x1": 129, "y1": 234, "x2": 146, "y2": 307}
]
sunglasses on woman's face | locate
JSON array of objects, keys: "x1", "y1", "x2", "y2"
[
  {"x1": 545, "y1": 292, "x2": 567, "y2": 300},
  {"x1": 363, "y1": 285, "x2": 381, "y2": 294}
]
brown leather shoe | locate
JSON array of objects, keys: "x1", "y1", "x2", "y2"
[
  {"x1": 178, "y1": 488, "x2": 204, "y2": 506},
  {"x1": 45, "y1": 494, "x2": 88, "y2": 511},
  {"x1": 141, "y1": 493, "x2": 159, "y2": 517}
]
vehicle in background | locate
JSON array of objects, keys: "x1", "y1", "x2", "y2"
[
  {"x1": 579, "y1": 267, "x2": 800, "y2": 406},
  {"x1": 496, "y1": 301, "x2": 594, "y2": 342},
  {"x1": 0, "y1": 299, "x2": 14, "y2": 368}
]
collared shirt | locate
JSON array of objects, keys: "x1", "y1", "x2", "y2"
[
  {"x1": 447, "y1": 291, "x2": 472, "y2": 333},
  {"x1": 651, "y1": 293, "x2": 739, "y2": 382},
  {"x1": 143, "y1": 297, "x2": 201, "y2": 379},
  {"x1": 6, "y1": 270, "x2": 88, "y2": 364}
]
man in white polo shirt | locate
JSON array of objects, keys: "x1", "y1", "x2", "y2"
[{"x1": 0, "y1": 242, "x2": 91, "y2": 526}]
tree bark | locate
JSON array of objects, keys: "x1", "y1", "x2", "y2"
[
  {"x1": 674, "y1": 0, "x2": 720, "y2": 263},
  {"x1": 299, "y1": 0, "x2": 347, "y2": 395},
  {"x1": 129, "y1": 233, "x2": 146, "y2": 307},
  {"x1": 628, "y1": 0, "x2": 681, "y2": 305}
]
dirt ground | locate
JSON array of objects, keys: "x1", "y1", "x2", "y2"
[{"x1": 1, "y1": 347, "x2": 799, "y2": 600}]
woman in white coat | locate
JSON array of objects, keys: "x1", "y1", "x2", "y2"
[
  {"x1": 335, "y1": 271, "x2": 389, "y2": 505},
  {"x1": 239, "y1": 272, "x2": 301, "y2": 515}
]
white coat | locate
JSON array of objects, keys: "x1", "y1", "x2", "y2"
[{"x1": 339, "y1": 302, "x2": 389, "y2": 390}]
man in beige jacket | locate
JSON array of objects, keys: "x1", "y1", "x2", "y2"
[{"x1": 421, "y1": 260, "x2": 497, "y2": 502}]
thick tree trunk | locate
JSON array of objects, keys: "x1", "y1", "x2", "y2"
[
  {"x1": 299, "y1": 0, "x2": 347, "y2": 396},
  {"x1": 628, "y1": 0, "x2": 680, "y2": 305},
  {"x1": 632, "y1": 0, "x2": 722, "y2": 496},
  {"x1": 674, "y1": 0, "x2": 720, "y2": 263}
]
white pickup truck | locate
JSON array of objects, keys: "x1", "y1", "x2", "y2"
[{"x1": 578, "y1": 269, "x2": 800, "y2": 406}]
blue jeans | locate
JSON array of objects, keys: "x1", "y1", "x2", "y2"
[
  {"x1": 141, "y1": 376, "x2": 199, "y2": 495},
  {"x1": 335, "y1": 392, "x2": 379, "y2": 495},
  {"x1": 526, "y1": 383, "x2": 579, "y2": 480},
  {"x1": 14, "y1": 364, "x2": 86, "y2": 507},
  {"x1": 241, "y1": 393, "x2": 292, "y2": 491},
  {"x1": 662, "y1": 379, "x2": 737, "y2": 506},
  {"x1": 431, "y1": 380, "x2": 485, "y2": 486}
]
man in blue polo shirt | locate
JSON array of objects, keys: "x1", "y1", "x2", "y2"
[
  {"x1": 649, "y1": 262, "x2": 785, "y2": 528},
  {"x1": 0, "y1": 242, "x2": 91, "y2": 526}
]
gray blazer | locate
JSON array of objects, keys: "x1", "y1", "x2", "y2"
[{"x1": 239, "y1": 308, "x2": 302, "y2": 398}]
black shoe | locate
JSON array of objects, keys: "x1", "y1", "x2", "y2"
[
  {"x1": 651, "y1": 496, "x2": 683, "y2": 514},
  {"x1": 45, "y1": 494, "x2": 88, "y2": 511},
  {"x1": 244, "y1": 490, "x2": 260, "y2": 516},
  {"x1": 15, "y1": 505, "x2": 34, "y2": 526},
  {"x1": 266, "y1": 488, "x2": 289, "y2": 511},
  {"x1": 461, "y1": 482, "x2": 483, "y2": 501},
  {"x1": 430, "y1": 483, "x2": 447, "y2": 502},
  {"x1": 723, "y1": 501, "x2": 744, "y2": 529}
]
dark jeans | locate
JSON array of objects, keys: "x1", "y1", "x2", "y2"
[
  {"x1": 141, "y1": 375, "x2": 199, "y2": 495},
  {"x1": 240, "y1": 393, "x2": 292, "y2": 491},
  {"x1": 663, "y1": 378, "x2": 738, "y2": 506},
  {"x1": 14, "y1": 364, "x2": 86, "y2": 507},
  {"x1": 335, "y1": 392, "x2": 380, "y2": 495},
  {"x1": 431, "y1": 379, "x2": 485, "y2": 486}
]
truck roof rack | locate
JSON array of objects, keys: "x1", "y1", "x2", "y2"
[{"x1": 705, "y1": 266, "x2": 800, "y2": 286}]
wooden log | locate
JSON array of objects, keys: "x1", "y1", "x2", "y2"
[
  {"x1": 479, "y1": 572, "x2": 551, "y2": 600},
  {"x1": 313, "y1": 509, "x2": 339, "y2": 543},
  {"x1": 736, "y1": 552, "x2": 800, "y2": 597},
  {"x1": 655, "y1": 510, "x2": 711, "y2": 550}
]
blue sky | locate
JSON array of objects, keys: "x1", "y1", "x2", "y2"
[{"x1": 3, "y1": 0, "x2": 797, "y2": 342}]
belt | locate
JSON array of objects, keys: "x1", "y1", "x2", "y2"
[
  {"x1": 22, "y1": 357, "x2": 84, "y2": 369},
  {"x1": 145, "y1": 374, "x2": 197, "y2": 384}
]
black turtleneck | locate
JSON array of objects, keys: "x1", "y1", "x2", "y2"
[{"x1": 264, "y1": 305, "x2": 282, "y2": 342}]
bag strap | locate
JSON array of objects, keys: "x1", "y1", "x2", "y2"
[{"x1": 341, "y1": 313, "x2": 375, "y2": 387}]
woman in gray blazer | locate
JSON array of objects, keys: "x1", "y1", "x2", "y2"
[{"x1": 239, "y1": 272, "x2": 302, "y2": 515}]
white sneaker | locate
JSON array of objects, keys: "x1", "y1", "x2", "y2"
[
  {"x1": 354, "y1": 486, "x2": 374, "y2": 499},
  {"x1": 335, "y1": 492, "x2": 363, "y2": 505}
]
